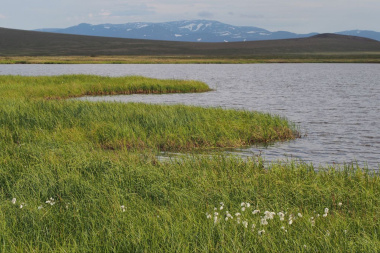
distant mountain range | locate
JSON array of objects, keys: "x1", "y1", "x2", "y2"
[{"x1": 34, "y1": 20, "x2": 380, "y2": 43}]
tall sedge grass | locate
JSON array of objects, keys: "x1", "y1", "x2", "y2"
[
  {"x1": 0, "y1": 148, "x2": 379, "y2": 252},
  {"x1": 0, "y1": 99, "x2": 297, "y2": 151},
  {"x1": 0, "y1": 75, "x2": 211, "y2": 99},
  {"x1": 0, "y1": 75, "x2": 298, "y2": 151},
  {"x1": 0, "y1": 74, "x2": 377, "y2": 252}
]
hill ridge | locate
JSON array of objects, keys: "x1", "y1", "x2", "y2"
[{"x1": 1, "y1": 27, "x2": 380, "y2": 57}]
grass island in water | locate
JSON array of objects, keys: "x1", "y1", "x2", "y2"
[{"x1": 0, "y1": 75, "x2": 378, "y2": 252}]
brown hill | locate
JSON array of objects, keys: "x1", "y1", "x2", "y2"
[{"x1": 1, "y1": 27, "x2": 380, "y2": 57}]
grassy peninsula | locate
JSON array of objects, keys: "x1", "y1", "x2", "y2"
[{"x1": 0, "y1": 75, "x2": 379, "y2": 252}]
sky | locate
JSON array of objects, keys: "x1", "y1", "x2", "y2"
[{"x1": 0, "y1": 0, "x2": 379, "y2": 33}]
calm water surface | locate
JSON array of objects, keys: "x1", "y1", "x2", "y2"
[{"x1": 1, "y1": 64, "x2": 379, "y2": 169}]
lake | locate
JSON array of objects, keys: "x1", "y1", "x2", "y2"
[{"x1": 1, "y1": 64, "x2": 379, "y2": 170}]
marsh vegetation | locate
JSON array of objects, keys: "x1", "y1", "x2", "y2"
[{"x1": 0, "y1": 75, "x2": 378, "y2": 252}]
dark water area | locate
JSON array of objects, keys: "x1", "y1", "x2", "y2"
[{"x1": 1, "y1": 64, "x2": 379, "y2": 170}]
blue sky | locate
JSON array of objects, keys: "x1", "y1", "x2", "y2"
[{"x1": 0, "y1": 0, "x2": 379, "y2": 33}]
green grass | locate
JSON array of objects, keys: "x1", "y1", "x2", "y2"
[
  {"x1": 0, "y1": 75, "x2": 296, "y2": 151},
  {"x1": 1, "y1": 149, "x2": 379, "y2": 252},
  {"x1": 0, "y1": 75, "x2": 211, "y2": 99},
  {"x1": 0, "y1": 75, "x2": 378, "y2": 252}
]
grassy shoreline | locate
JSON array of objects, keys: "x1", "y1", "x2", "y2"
[
  {"x1": 1, "y1": 55, "x2": 380, "y2": 64},
  {"x1": 0, "y1": 75, "x2": 378, "y2": 252}
]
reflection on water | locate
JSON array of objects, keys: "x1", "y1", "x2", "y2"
[{"x1": 1, "y1": 64, "x2": 379, "y2": 170}]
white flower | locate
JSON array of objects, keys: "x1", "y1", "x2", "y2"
[
  {"x1": 46, "y1": 197, "x2": 55, "y2": 206},
  {"x1": 242, "y1": 221, "x2": 248, "y2": 228},
  {"x1": 206, "y1": 213, "x2": 212, "y2": 219},
  {"x1": 241, "y1": 202, "x2": 246, "y2": 207},
  {"x1": 241, "y1": 207, "x2": 246, "y2": 212},
  {"x1": 120, "y1": 205, "x2": 126, "y2": 212},
  {"x1": 220, "y1": 206, "x2": 224, "y2": 210},
  {"x1": 214, "y1": 212, "x2": 219, "y2": 216},
  {"x1": 38, "y1": 206, "x2": 43, "y2": 210},
  {"x1": 225, "y1": 217, "x2": 229, "y2": 221},
  {"x1": 324, "y1": 208, "x2": 329, "y2": 214},
  {"x1": 251, "y1": 224, "x2": 256, "y2": 231},
  {"x1": 304, "y1": 245, "x2": 307, "y2": 249},
  {"x1": 288, "y1": 219, "x2": 293, "y2": 225},
  {"x1": 11, "y1": 198, "x2": 16, "y2": 204},
  {"x1": 298, "y1": 213, "x2": 303, "y2": 218},
  {"x1": 338, "y1": 202, "x2": 342, "y2": 207},
  {"x1": 236, "y1": 217, "x2": 241, "y2": 224},
  {"x1": 235, "y1": 213, "x2": 241, "y2": 217},
  {"x1": 278, "y1": 212, "x2": 285, "y2": 221},
  {"x1": 20, "y1": 203, "x2": 25, "y2": 209},
  {"x1": 323, "y1": 213, "x2": 328, "y2": 217},
  {"x1": 246, "y1": 203, "x2": 251, "y2": 208},
  {"x1": 252, "y1": 210, "x2": 260, "y2": 215},
  {"x1": 220, "y1": 202, "x2": 224, "y2": 206},
  {"x1": 214, "y1": 216, "x2": 218, "y2": 224},
  {"x1": 264, "y1": 211, "x2": 275, "y2": 220},
  {"x1": 261, "y1": 218, "x2": 268, "y2": 225},
  {"x1": 258, "y1": 229, "x2": 265, "y2": 236},
  {"x1": 326, "y1": 230, "x2": 330, "y2": 236}
]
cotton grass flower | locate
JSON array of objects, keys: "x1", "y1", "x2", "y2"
[
  {"x1": 260, "y1": 218, "x2": 268, "y2": 225},
  {"x1": 45, "y1": 197, "x2": 55, "y2": 206},
  {"x1": 11, "y1": 198, "x2": 16, "y2": 205},
  {"x1": 310, "y1": 217, "x2": 315, "y2": 226},
  {"x1": 278, "y1": 212, "x2": 285, "y2": 221},
  {"x1": 264, "y1": 211, "x2": 275, "y2": 220},
  {"x1": 226, "y1": 212, "x2": 233, "y2": 220}
]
